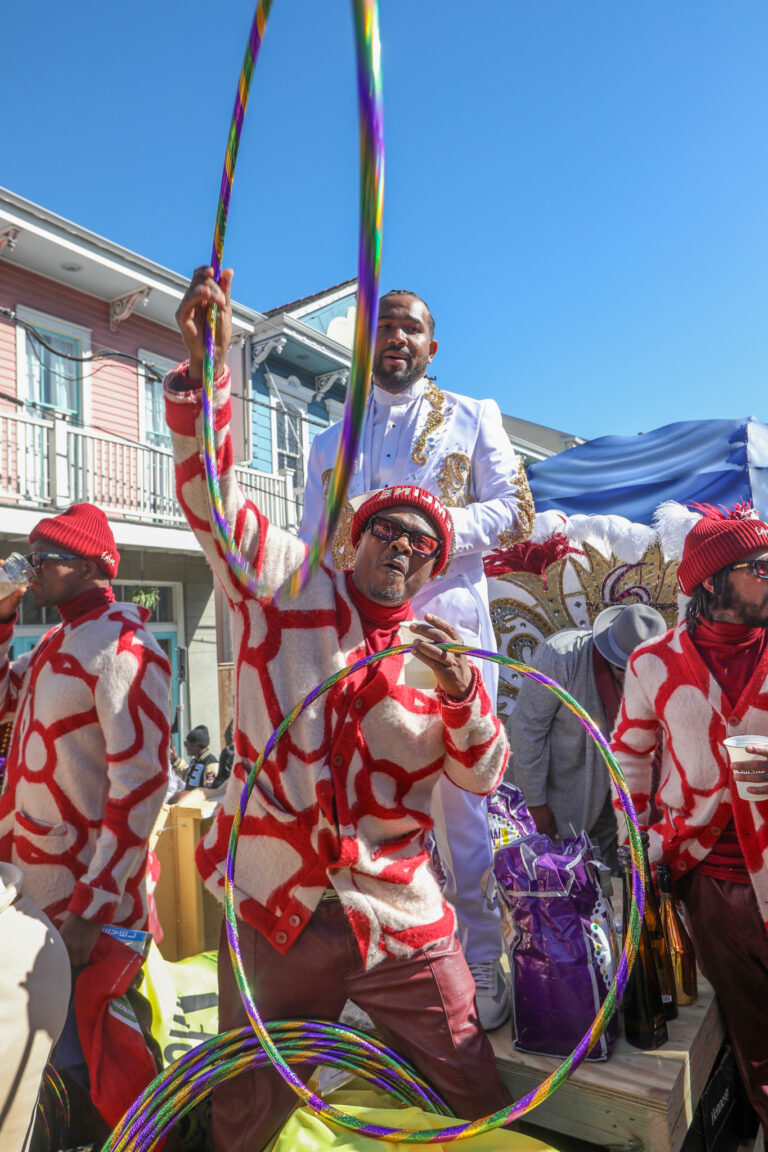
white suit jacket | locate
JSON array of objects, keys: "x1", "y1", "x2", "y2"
[{"x1": 300, "y1": 378, "x2": 534, "y2": 699}]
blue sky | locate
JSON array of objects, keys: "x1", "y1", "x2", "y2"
[{"x1": 4, "y1": 2, "x2": 768, "y2": 439}]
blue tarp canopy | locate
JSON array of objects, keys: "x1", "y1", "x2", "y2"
[{"x1": 528, "y1": 416, "x2": 768, "y2": 525}]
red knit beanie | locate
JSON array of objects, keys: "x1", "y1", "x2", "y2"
[
  {"x1": 350, "y1": 485, "x2": 453, "y2": 576},
  {"x1": 677, "y1": 506, "x2": 768, "y2": 595},
  {"x1": 29, "y1": 503, "x2": 120, "y2": 579}
]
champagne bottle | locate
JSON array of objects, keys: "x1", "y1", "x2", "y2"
[
  {"x1": 657, "y1": 863, "x2": 698, "y2": 1007},
  {"x1": 619, "y1": 847, "x2": 668, "y2": 1049},
  {"x1": 639, "y1": 832, "x2": 677, "y2": 1020}
]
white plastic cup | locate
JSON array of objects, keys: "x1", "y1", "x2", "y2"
[
  {"x1": 723, "y1": 735, "x2": 768, "y2": 762},
  {"x1": 723, "y1": 736, "x2": 768, "y2": 800},
  {"x1": 0, "y1": 553, "x2": 35, "y2": 589},
  {"x1": 399, "y1": 624, "x2": 437, "y2": 691}
]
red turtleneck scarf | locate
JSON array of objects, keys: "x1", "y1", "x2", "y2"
[
  {"x1": 57, "y1": 586, "x2": 115, "y2": 625},
  {"x1": 345, "y1": 572, "x2": 411, "y2": 655},
  {"x1": 692, "y1": 618, "x2": 768, "y2": 883},
  {"x1": 693, "y1": 618, "x2": 768, "y2": 712}
]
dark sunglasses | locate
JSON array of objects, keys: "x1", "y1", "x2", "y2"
[
  {"x1": 731, "y1": 558, "x2": 768, "y2": 580},
  {"x1": 25, "y1": 551, "x2": 82, "y2": 574},
  {"x1": 366, "y1": 515, "x2": 441, "y2": 557}
]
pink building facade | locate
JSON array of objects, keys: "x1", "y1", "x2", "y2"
[{"x1": 0, "y1": 189, "x2": 263, "y2": 751}]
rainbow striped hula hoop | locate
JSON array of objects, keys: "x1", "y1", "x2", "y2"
[
  {"x1": 200, "y1": 0, "x2": 384, "y2": 602},
  {"x1": 105, "y1": 647, "x2": 646, "y2": 1149},
  {"x1": 220, "y1": 646, "x2": 646, "y2": 1141}
]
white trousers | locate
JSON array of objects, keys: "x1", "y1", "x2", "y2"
[
  {"x1": 0, "y1": 880, "x2": 70, "y2": 1152},
  {"x1": 431, "y1": 777, "x2": 503, "y2": 964},
  {"x1": 429, "y1": 640, "x2": 503, "y2": 966}
]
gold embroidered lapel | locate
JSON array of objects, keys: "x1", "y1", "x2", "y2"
[{"x1": 411, "y1": 380, "x2": 446, "y2": 467}]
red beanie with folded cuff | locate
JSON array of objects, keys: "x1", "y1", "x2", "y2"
[
  {"x1": 677, "y1": 514, "x2": 768, "y2": 595},
  {"x1": 29, "y1": 503, "x2": 120, "y2": 579},
  {"x1": 350, "y1": 485, "x2": 453, "y2": 576}
]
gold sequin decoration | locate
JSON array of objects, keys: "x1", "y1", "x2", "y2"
[
  {"x1": 490, "y1": 560, "x2": 576, "y2": 646},
  {"x1": 437, "y1": 452, "x2": 472, "y2": 508},
  {"x1": 321, "y1": 469, "x2": 356, "y2": 571},
  {"x1": 496, "y1": 460, "x2": 535, "y2": 547},
  {"x1": 488, "y1": 543, "x2": 681, "y2": 707},
  {"x1": 571, "y1": 542, "x2": 680, "y2": 628},
  {"x1": 411, "y1": 381, "x2": 446, "y2": 466}
]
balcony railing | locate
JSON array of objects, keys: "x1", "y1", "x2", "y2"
[
  {"x1": 0, "y1": 407, "x2": 300, "y2": 532},
  {"x1": 0, "y1": 408, "x2": 52, "y2": 507}
]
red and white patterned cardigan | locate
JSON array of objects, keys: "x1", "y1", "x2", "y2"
[
  {"x1": 0, "y1": 602, "x2": 170, "y2": 930},
  {"x1": 166, "y1": 368, "x2": 507, "y2": 970},
  {"x1": 612, "y1": 622, "x2": 768, "y2": 929}
]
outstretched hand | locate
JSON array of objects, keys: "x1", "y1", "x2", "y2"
[
  {"x1": 408, "y1": 614, "x2": 474, "y2": 700},
  {"x1": 175, "y1": 265, "x2": 234, "y2": 381}
]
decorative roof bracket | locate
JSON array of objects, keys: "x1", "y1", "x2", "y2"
[
  {"x1": 0, "y1": 227, "x2": 20, "y2": 255},
  {"x1": 109, "y1": 286, "x2": 152, "y2": 331}
]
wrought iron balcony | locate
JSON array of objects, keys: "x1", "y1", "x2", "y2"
[{"x1": 0, "y1": 407, "x2": 300, "y2": 531}]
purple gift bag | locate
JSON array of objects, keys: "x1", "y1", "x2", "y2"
[
  {"x1": 492, "y1": 831, "x2": 617, "y2": 1060},
  {"x1": 486, "y1": 782, "x2": 537, "y2": 851}
]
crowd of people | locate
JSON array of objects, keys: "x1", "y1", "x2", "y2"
[{"x1": 0, "y1": 264, "x2": 766, "y2": 1149}]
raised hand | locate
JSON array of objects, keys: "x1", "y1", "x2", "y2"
[{"x1": 175, "y1": 265, "x2": 233, "y2": 381}]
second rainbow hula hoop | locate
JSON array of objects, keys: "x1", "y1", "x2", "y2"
[{"x1": 200, "y1": 0, "x2": 383, "y2": 602}]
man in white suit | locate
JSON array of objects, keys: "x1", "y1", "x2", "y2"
[{"x1": 300, "y1": 290, "x2": 534, "y2": 1028}]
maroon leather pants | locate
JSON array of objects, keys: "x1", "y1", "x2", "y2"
[
  {"x1": 213, "y1": 900, "x2": 511, "y2": 1151},
  {"x1": 681, "y1": 871, "x2": 768, "y2": 1128}
]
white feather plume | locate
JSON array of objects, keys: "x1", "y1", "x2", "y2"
[
  {"x1": 530, "y1": 510, "x2": 568, "y2": 544},
  {"x1": 527, "y1": 503, "x2": 698, "y2": 565},
  {"x1": 652, "y1": 501, "x2": 701, "y2": 561}
]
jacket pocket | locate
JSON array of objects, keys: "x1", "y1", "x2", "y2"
[
  {"x1": 371, "y1": 832, "x2": 415, "y2": 860},
  {"x1": 16, "y1": 810, "x2": 70, "y2": 838}
]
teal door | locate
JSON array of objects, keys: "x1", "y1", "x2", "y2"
[
  {"x1": 8, "y1": 635, "x2": 42, "y2": 661},
  {"x1": 152, "y1": 629, "x2": 181, "y2": 752}
]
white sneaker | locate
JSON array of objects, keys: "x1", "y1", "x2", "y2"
[{"x1": 469, "y1": 959, "x2": 511, "y2": 1031}]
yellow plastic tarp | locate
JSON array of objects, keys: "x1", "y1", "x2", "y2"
[
  {"x1": 268, "y1": 1082, "x2": 561, "y2": 1151},
  {"x1": 139, "y1": 941, "x2": 220, "y2": 1067}
]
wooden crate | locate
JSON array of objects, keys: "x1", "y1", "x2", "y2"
[
  {"x1": 218, "y1": 663, "x2": 235, "y2": 740},
  {"x1": 491, "y1": 980, "x2": 725, "y2": 1152},
  {"x1": 152, "y1": 795, "x2": 223, "y2": 961}
]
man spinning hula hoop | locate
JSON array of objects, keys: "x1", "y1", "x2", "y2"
[{"x1": 165, "y1": 267, "x2": 513, "y2": 1151}]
